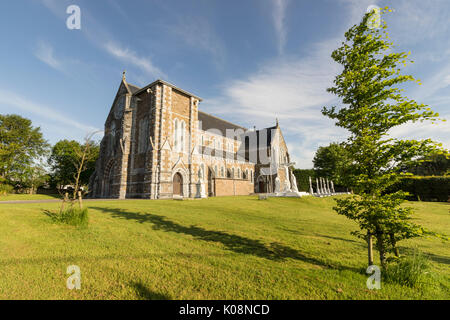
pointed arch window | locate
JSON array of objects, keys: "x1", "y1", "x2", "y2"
[{"x1": 173, "y1": 119, "x2": 186, "y2": 152}]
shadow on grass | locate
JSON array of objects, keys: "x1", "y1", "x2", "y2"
[
  {"x1": 90, "y1": 206, "x2": 357, "y2": 271},
  {"x1": 131, "y1": 281, "x2": 171, "y2": 300},
  {"x1": 43, "y1": 209, "x2": 59, "y2": 221},
  {"x1": 400, "y1": 246, "x2": 450, "y2": 265}
]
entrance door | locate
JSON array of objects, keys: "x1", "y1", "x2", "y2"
[
  {"x1": 258, "y1": 180, "x2": 266, "y2": 193},
  {"x1": 173, "y1": 173, "x2": 183, "y2": 196}
]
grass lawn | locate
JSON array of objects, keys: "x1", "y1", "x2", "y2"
[
  {"x1": 0, "y1": 196, "x2": 448, "y2": 300},
  {"x1": 0, "y1": 194, "x2": 60, "y2": 201}
]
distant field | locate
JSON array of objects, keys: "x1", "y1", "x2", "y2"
[
  {"x1": 0, "y1": 194, "x2": 60, "y2": 201},
  {"x1": 0, "y1": 196, "x2": 448, "y2": 299}
]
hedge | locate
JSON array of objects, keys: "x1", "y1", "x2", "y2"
[
  {"x1": 292, "y1": 169, "x2": 315, "y2": 192},
  {"x1": 386, "y1": 176, "x2": 450, "y2": 202}
]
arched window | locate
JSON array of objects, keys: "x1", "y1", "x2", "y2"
[
  {"x1": 231, "y1": 168, "x2": 235, "y2": 179},
  {"x1": 180, "y1": 121, "x2": 185, "y2": 152},
  {"x1": 238, "y1": 168, "x2": 241, "y2": 179},
  {"x1": 174, "y1": 119, "x2": 179, "y2": 151},
  {"x1": 221, "y1": 166, "x2": 224, "y2": 177},
  {"x1": 173, "y1": 119, "x2": 186, "y2": 152},
  {"x1": 214, "y1": 165, "x2": 218, "y2": 176}
]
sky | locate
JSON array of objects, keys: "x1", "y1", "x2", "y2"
[{"x1": 0, "y1": 0, "x2": 449, "y2": 168}]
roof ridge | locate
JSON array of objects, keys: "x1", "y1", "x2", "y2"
[{"x1": 198, "y1": 110, "x2": 247, "y2": 130}]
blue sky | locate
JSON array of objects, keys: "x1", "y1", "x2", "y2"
[{"x1": 0, "y1": 0, "x2": 449, "y2": 168}]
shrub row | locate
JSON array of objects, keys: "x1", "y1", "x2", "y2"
[{"x1": 386, "y1": 176, "x2": 450, "y2": 202}]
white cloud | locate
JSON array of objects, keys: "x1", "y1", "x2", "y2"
[
  {"x1": 271, "y1": 0, "x2": 289, "y2": 54},
  {"x1": 104, "y1": 42, "x2": 166, "y2": 79},
  {"x1": 34, "y1": 40, "x2": 63, "y2": 71},
  {"x1": 202, "y1": 0, "x2": 450, "y2": 168},
  {"x1": 0, "y1": 89, "x2": 98, "y2": 135},
  {"x1": 389, "y1": 116, "x2": 450, "y2": 150},
  {"x1": 202, "y1": 35, "x2": 347, "y2": 168}
]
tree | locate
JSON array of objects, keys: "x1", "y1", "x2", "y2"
[
  {"x1": 49, "y1": 138, "x2": 99, "y2": 196},
  {"x1": 313, "y1": 143, "x2": 350, "y2": 185},
  {"x1": 20, "y1": 164, "x2": 49, "y2": 194},
  {"x1": 322, "y1": 8, "x2": 446, "y2": 269},
  {"x1": 400, "y1": 151, "x2": 449, "y2": 176},
  {"x1": 0, "y1": 114, "x2": 49, "y2": 187}
]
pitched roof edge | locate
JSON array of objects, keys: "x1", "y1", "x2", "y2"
[{"x1": 133, "y1": 79, "x2": 203, "y2": 101}]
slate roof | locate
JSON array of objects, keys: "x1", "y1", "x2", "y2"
[
  {"x1": 127, "y1": 83, "x2": 141, "y2": 94},
  {"x1": 198, "y1": 111, "x2": 247, "y2": 136}
]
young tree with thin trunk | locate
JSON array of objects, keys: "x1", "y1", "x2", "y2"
[{"x1": 323, "y1": 7, "x2": 447, "y2": 269}]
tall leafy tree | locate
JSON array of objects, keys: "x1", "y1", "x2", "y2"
[
  {"x1": 0, "y1": 114, "x2": 49, "y2": 185},
  {"x1": 49, "y1": 139, "x2": 99, "y2": 191},
  {"x1": 322, "y1": 8, "x2": 446, "y2": 268},
  {"x1": 313, "y1": 142, "x2": 350, "y2": 186}
]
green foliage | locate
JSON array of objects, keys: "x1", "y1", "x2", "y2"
[
  {"x1": 18, "y1": 164, "x2": 49, "y2": 193},
  {"x1": 401, "y1": 151, "x2": 450, "y2": 176},
  {"x1": 386, "y1": 176, "x2": 449, "y2": 202},
  {"x1": 322, "y1": 8, "x2": 446, "y2": 268},
  {"x1": 384, "y1": 250, "x2": 431, "y2": 288},
  {"x1": 0, "y1": 114, "x2": 49, "y2": 186},
  {"x1": 313, "y1": 143, "x2": 350, "y2": 185},
  {"x1": 51, "y1": 205, "x2": 89, "y2": 227},
  {"x1": 48, "y1": 139, "x2": 99, "y2": 188},
  {"x1": 292, "y1": 169, "x2": 315, "y2": 191},
  {"x1": 0, "y1": 183, "x2": 14, "y2": 195}
]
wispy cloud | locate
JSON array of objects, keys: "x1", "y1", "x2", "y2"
[
  {"x1": 104, "y1": 42, "x2": 166, "y2": 79},
  {"x1": 41, "y1": 0, "x2": 167, "y2": 80},
  {"x1": 0, "y1": 89, "x2": 98, "y2": 134},
  {"x1": 203, "y1": 0, "x2": 450, "y2": 168},
  {"x1": 271, "y1": 0, "x2": 289, "y2": 54},
  {"x1": 202, "y1": 36, "x2": 346, "y2": 167},
  {"x1": 167, "y1": 16, "x2": 226, "y2": 68},
  {"x1": 34, "y1": 40, "x2": 64, "y2": 72}
]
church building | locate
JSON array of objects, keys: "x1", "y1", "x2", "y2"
[{"x1": 89, "y1": 74, "x2": 295, "y2": 199}]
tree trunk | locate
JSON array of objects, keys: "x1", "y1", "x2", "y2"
[
  {"x1": 78, "y1": 191, "x2": 83, "y2": 209},
  {"x1": 367, "y1": 233, "x2": 374, "y2": 265},
  {"x1": 376, "y1": 232, "x2": 387, "y2": 270},
  {"x1": 389, "y1": 233, "x2": 400, "y2": 258}
]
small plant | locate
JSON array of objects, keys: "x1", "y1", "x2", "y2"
[
  {"x1": 384, "y1": 249, "x2": 431, "y2": 288},
  {"x1": 53, "y1": 205, "x2": 89, "y2": 227}
]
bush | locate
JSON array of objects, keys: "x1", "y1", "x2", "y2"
[
  {"x1": 292, "y1": 169, "x2": 315, "y2": 192},
  {"x1": 384, "y1": 250, "x2": 431, "y2": 288},
  {"x1": 0, "y1": 183, "x2": 14, "y2": 195},
  {"x1": 386, "y1": 176, "x2": 450, "y2": 202},
  {"x1": 292, "y1": 169, "x2": 348, "y2": 192},
  {"x1": 54, "y1": 206, "x2": 89, "y2": 227}
]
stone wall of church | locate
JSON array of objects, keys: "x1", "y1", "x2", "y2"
[{"x1": 214, "y1": 178, "x2": 254, "y2": 196}]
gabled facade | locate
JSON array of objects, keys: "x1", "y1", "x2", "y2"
[{"x1": 89, "y1": 75, "x2": 294, "y2": 199}]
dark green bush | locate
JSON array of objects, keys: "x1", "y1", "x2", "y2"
[
  {"x1": 386, "y1": 176, "x2": 449, "y2": 202},
  {"x1": 292, "y1": 169, "x2": 315, "y2": 192}
]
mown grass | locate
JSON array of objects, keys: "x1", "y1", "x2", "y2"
[
  {"x1": 0, "y1": 194, "x2": 60, "y2": 201},
  {"x1": 0, "y1": 196, "x2": 448, "y2": 299}
]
